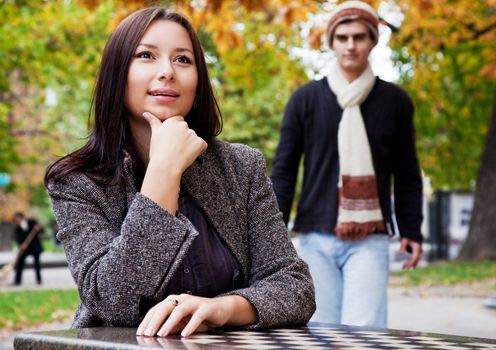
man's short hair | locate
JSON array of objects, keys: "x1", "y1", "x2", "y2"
[{"x1": 13, "y1": 211, "x2": 24, "y2": 220}]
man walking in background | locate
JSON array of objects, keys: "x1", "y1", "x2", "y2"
[
  {"x1": 271, "y1": 0, "x2": 423, "y2": 327},
  {"x1": 13, "y1": 211, "x2": 43, "y2": 285}
]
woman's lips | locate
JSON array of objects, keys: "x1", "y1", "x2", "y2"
[{"x1": 148, "y1": 88, "x2": 180, "y2": 103}]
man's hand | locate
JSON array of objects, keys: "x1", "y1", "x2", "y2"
[{"x1": 399, "y1": 238, "x2": 422, "y2": 269}]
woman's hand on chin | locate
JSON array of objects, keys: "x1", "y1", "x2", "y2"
[{"x1": 143, "y1": 111, "x2": 207, "y2": 174}]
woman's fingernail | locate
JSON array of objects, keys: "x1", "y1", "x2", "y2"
[{"x1": 157, "y1": 326, "x2": 168, "y2": 337}]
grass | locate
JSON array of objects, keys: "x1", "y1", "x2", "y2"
[
  {"x1": 0, "y1": 289, "x2": 79, "y2": 331},
  {"x1": 41, "y1": 238, "x2": 65, "y2": 253},
  {"x1": 1, "y1": 261, "x2": 494, "y2": 331},
  {"x1": 390, "y1": 260, "x2": 496, "y2": 288}
]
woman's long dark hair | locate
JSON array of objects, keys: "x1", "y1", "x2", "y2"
[{"x1": 45, "y1": 7, "x2": 222, "y2": 187}]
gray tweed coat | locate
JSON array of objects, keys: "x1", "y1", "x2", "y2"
[{"x1": 47, "y1": 140, "x2": 315, "y2": 329}]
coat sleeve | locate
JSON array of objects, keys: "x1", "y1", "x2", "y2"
[
  {"x1": 224, "y1": 149, "x2": 316, "y2": 328},
  {"x1": 47, "y1": 174, "x2": 199, "y2": 326},
  {"x1": 392, "y1": 91, "x2": 423, "y2": 243},
  {"x1": 270, "y1": 90, "x2": 305, "y2": 225}
]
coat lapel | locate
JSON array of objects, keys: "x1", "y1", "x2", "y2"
[{"x1": 123, "y1": 151, "x2": 138, "y2": 211}]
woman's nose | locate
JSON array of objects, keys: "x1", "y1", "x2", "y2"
[{"x1": 158, "y1": 62, "x2": 175, "y2": 81}]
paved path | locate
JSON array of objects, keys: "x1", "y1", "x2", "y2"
[
  {"x1": 0, "y1": 266, "x2": 75, "y2": 291},
  {"x1": 389, "y1": 288, "x2": 496, "y2": 340}
]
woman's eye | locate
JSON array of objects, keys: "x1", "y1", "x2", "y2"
[
  {"x1": 135, "y1": 51, "x2": 153, "y2": 59},
  {"x1": 175, "y1": 55, "x2": 192, "y2": 64}
]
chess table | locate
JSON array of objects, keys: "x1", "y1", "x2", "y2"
[{"x1": 13, "y1": 323, "x2": 496, "y2": 349}]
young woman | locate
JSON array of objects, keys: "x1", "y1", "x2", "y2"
[{"x1": 45, "y1": 7, "x2": 315, "y2": 337}]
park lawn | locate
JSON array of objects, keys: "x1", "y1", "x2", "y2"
[
  {"x1": 41, "y1": 239, "x2": 65, "y2": 253},
  {"x1": 1, "y1": 261, "x2": 494, "y2": 331},
  {"x1": 0, "y1": 289, "x2": 79, "y2": 331},
  {"x1": 390, "y1": 260, "x2": 496, "y2": 288}
]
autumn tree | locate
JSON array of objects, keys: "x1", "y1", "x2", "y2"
[
  {"x1": 458, "y1": 102, "x2": 496, "y2": 260},
  {"x1": 0, "y1": 0, "x2": 320, "y2": 220},
  {"x1": 174, "y1": 0, "x2": 319, "y2": 164},
  {"x1": 390, "y1": 0, "x2": 496, "y2": 259},
  {"x1": 0, "y1": 1, "x2": 114, "y2": 220}
]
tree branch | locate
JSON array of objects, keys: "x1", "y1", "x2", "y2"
[
  {"x1": 9, "y1": 129, "x2": 54, "y2": 137},
  {"x1": 468, "y1": 21, "x2": 496, "y2": 40}
]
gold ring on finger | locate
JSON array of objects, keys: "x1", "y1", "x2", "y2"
[{"x1": 168, "y1": 298, "x2": 179, "y2": 306}]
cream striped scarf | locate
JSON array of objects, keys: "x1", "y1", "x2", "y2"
[{"x1": 327, "y1": 63, "x2": 385, "y2": 236}]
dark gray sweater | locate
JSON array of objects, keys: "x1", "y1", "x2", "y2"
[
  {"x1": 47, "y1": 140, "x2": 315, "y2": 328},
  {"x1": 271, "y1": 77, "x2": 423, "y2": 242}
]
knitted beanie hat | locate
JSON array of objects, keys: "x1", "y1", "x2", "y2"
[{"x1": 327, "y1": 1, "x2": 379, "y2": 47}]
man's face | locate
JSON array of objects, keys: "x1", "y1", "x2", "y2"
[
  {"x1": 13, "y1": 215, "x2": 22, "y2": 225},
  {"x1": 331, "y1": 20, "x2": 374, "y2": 79}
]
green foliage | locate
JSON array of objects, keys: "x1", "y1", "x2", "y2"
[
  {"x1": 0, "y1": 0, "x2": 114, "y2": 174},
  {"x1": 26, "y1": 182, "x2": 65, "y2": 228},
  {"x1": 41, "y1": 238, "x2": 65, "y2": 253},
  {"x1": 210, "y1": 12, "x2": 308, "y2": 168},
  {"x1": 0, "y1": 0, "x2": 314, "y2": 219},
  {"x1": 0, "y1": 289, "x2": 79, "y2": 330},
  {"x1": 391, "y1": 260, "x2": 496, "y2": 286},
  {"x1": 0, "y1": 0, "x2": 311, "y2": 180},
  {"x1": 391, "y1": 0, "x2": 496, "y2": 190},
  {"x1": 0, "y1": 103, "x2": 20, "y2": 173}
]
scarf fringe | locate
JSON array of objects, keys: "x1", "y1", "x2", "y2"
[{"x1": 335, "y1": 221, "x2": 385, "y2": 236}]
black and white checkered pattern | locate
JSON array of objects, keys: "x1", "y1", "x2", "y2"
[{"x1": 177, "y1": 327, "x2": 496, "y2": 350}]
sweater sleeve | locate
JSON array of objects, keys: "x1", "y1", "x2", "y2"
[
  {"x1": 47, "y1": 174, "x2": 199, "y2": 326},
  {"x1": 224, "y1": 149, "x2": 316, "y2": 328},
  {"x1": 392, "y1": 91, "x2": 424, "y2": 243},
  {"x1": 270, "y1": 89, "x2": 305, "y2": 225}
]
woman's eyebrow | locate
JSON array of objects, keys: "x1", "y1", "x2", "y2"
[
  {"x1": 136, "y1": 43, "x2": 158, "y2": 49},
  {"x1": 174, "y1": 47, "x2": 194, "y2": 54},
  {"x1": 136, "y1": 43, "x2": 193, "y2": 54}
]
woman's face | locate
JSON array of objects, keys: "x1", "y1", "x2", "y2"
[{"x1": 125, "y1": 20, "x2": 198, "y2": 122}]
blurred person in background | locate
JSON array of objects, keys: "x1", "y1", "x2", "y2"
[
  {"x1": 271, "y1": 0, "x2": 423, "y2": 327},
  {"x1": 13, "y1": 211, "x2": 43, "y2": 285}
]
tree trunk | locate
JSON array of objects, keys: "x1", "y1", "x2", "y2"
[{"x1": 458, "y1": 101, "x2": 496, "y2": 260}]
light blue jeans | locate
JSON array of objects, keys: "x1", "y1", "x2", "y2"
[{"x1": 298, "y1": 232, "x2": 389, "y2": 328}]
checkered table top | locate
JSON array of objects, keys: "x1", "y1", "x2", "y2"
[{"x1": 14, "y1": 323, "x2": 496, "y2": 350}]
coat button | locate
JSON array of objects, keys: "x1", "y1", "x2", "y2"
[{"x1": 183, "y1": 267, "x2": 190, "y2": 274}]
